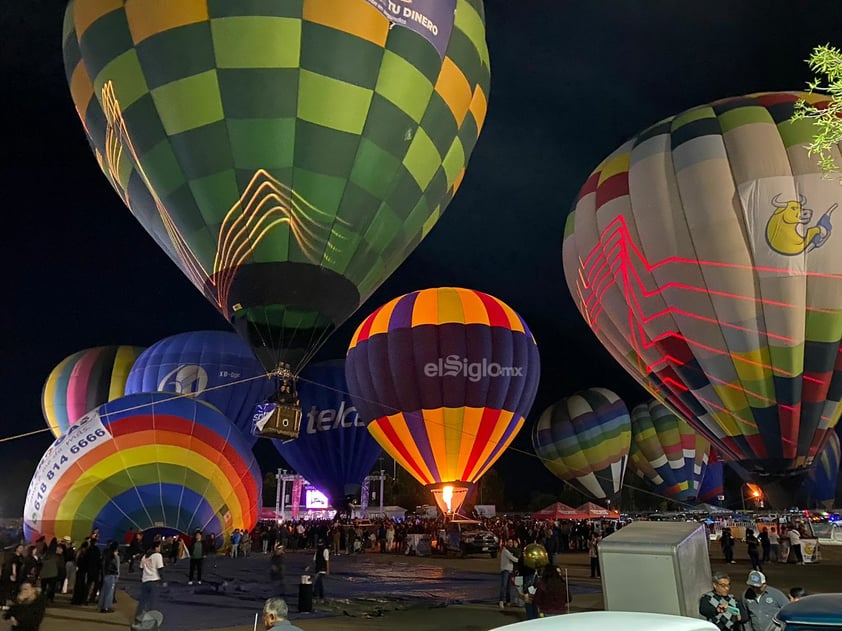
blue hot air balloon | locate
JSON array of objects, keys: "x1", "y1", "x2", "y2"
[
  {"x1": 803, "y1": 430, "x2": 841, "y2": 509},
  {"x1": 697, "y1": 450, "x2": 724, "y2": 504},
  {"x1": 125, "y1": 331, "x2": 274, "y2": 445},
  {"x1": 274, "y1": 360, "x2": 382, "y2": 509}
]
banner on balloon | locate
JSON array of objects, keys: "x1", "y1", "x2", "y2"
[
  {"x1": 739, "y1": 175, "x2": 839, "y2": 276},
  {"x1": 363, "y1": 0, "x2": 456, "y2": 58},
  {"x1": 25, "y1": 412, "x2": 112, "y2": 533}
]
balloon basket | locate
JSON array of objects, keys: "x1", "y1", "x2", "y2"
[{"x1": 251, "y1": 402, "x2": 302, "y2": 440}]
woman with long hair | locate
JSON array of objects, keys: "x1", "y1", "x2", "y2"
[
  {"x1": 98, "y1": 541, "x2": 120, "y2": 613},
  {"x1": 533, "y1": 564, "x2": 572, "y2": 616}
]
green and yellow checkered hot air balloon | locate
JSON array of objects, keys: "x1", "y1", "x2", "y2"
[{"x1": 63, "y1": 0, "x2": 490, "y2": 375}]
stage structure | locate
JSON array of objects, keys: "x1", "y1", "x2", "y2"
[{"x1": 273, "y1": 469, "x2": 386, "y2": 520}]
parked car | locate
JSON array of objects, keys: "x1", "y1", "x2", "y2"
[
  {"x1": 442, "y1": 519, "x2": 499, "y2": 558},
  {"x1": 490, "y1": 611, "x2": 717, "y2": 630},
  {"x1": 768, "y1": 594, "x2": 842, "y2": 630}
]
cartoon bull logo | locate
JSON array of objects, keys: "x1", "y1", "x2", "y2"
[{"x1": 765, "y1": 194, "x2": 836, "y2": 256}]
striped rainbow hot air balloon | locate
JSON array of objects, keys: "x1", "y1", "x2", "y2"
[
  {"x1": 345, "y1": 287, "x2": 540, "y2": 515},
  {"x1": 532, "y1": 388, "x2": 631, "y2": 504},
  {"x1": 627, "y1": 400, "x2": 711, "y2": 503},
  {"x1": 25, "y1": 392, "x2": 261, "y2": 544},
  {"x1": 42, "y1": 346, "x2": 145, "y2": 438}
]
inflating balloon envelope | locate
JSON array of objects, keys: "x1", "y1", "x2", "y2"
[
  {"x1": 562, "y1": 91, "x2": 842, "y2": 484},
  {"x1": 63, "y1": 0, "x2": 491, "y2": 439},
  {"x1": 25, "y1": 392, "x2": 262, "y2": 544}
]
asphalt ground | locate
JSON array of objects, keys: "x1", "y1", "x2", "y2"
[{"x1": 15, "y1": 542, "x2": 840, "y2": 631}]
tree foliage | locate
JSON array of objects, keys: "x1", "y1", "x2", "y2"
[{"x1": 792, "y1": 44, "x2": 842, "y2": 178}]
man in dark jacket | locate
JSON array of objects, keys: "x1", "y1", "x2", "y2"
[
  {"x1": 86, "y1": 531, "x2": 102, "y2": 604},
  {"x1": 1, "y1": 545, "x2": 24, "y2": 605}
]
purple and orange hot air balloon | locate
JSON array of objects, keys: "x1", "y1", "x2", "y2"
[{"x1": 345, "y1": 287, "x2": 540, "y2": 516}]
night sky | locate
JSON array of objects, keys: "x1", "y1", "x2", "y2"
[{"x1": 3, "y1": 0, "x2": 842, "y2": 515}]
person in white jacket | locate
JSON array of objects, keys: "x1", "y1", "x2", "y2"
[{"x1": 499, "y1": 539, "x2": 519, "y2": 609}]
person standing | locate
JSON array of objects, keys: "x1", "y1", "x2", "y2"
[
  {"x1": 37, "y1": 543, "x2": 59, "y2": 604},
  {"x1": 61, "y1": 538, "x2": 75, "y2": 595},
  {"x1": 2, "y1": 545, "x2": 24, "y2": 606},
  {"x1": 85, "y1": 531, "x2": 102, "y2": 604},
  {"x1": 188, "y1": 531, "x2": 206, "y2": 585},
  {"x1": 745, "y1": 529, "x2": 762, "y2": 571},
  {"x1": 759, "y1": 528, "x2": 771, "y2": 563},
  {"x1": 385, "y1": 523, "x2": 395, "y2": 553},
  {"x1": 498, "y1": 539, "x2": 519, "y2": 609},
  {"x1": 70, "y1": 540, "x2": 89, "y2": 605},
  {"x1": 588, "y1": 533, "x2": 602, "y2": 578},
  {"x1": 262, "y1": 597, "x2": 304, "y2": 630},
  {"x1": 269, "y1": 545, "x2": 285, "y2": 596},
  {"x1": 312, "y1": 539, "x2": 329, "y2": 601},
  {"x1": 787, "y1": 527, "x2": 804, "y2": 565},
  {"x1": 230, "y1": 529, "x2": 242, "y2": 559},
  {"x1": 768, "y1": 528, "x2": 780, "y2": 563},
  {"x1": 134, "y1": 542, "x2": 164, "y2": 622},
  {"x1": 699, "y1": 572, "x2": 746, "y2": 631},
  {"x1": 533, "y1": 564, "x2": 571, "y2": 617},
  {"x1": 720, "y1": 528, "x2": 735, "y2": 564},
  {"x1": 127, "y1": 533, "x2": 143, "y2": 573},
  {"x1": 207, "y1": 533, "x2": 219, "y2": 569},
  {"x1": 743, "y1": 570, "x2": 789, "y2": 631},
  {"x1": 98, "y1": 541, "x2": 120, "y2": 613}
]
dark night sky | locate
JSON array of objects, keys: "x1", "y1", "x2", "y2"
[{"x1": 2, "y1": 1, "x2": 841, "y2": 515}]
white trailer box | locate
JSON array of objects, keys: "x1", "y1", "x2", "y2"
[
  {"x1": 598, "y1": 521, "x2": 711, "y2": 618},
  {"x1": 474, "y1": 504, "x2": 497, "y2": 518}
]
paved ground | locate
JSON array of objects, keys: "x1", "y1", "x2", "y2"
[{"x1": 11, "y1": 542, "x2": 841, "y2": 631}]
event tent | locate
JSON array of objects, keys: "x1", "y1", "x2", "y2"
[{"x1": 533, "y1": 502, "x2": 588, "y2": 520}]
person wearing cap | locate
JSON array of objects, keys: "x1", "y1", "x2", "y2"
[
  {"x1": 743, "y1": 570, "x2": 788, "y2": 631},
  {"x1": 699, "y1": 572, "x2": 747, "y2": 630}
]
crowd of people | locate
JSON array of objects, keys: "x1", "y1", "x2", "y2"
[
  {"x1": 0, "y1": 512, "x2": 826, "y2": 629},
  {"x1": 718, "y1": 523, "x2": 810, "y2": 569},
  {"x1": 699, "y1": 570, "x2": 805, "y2": 630}
]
